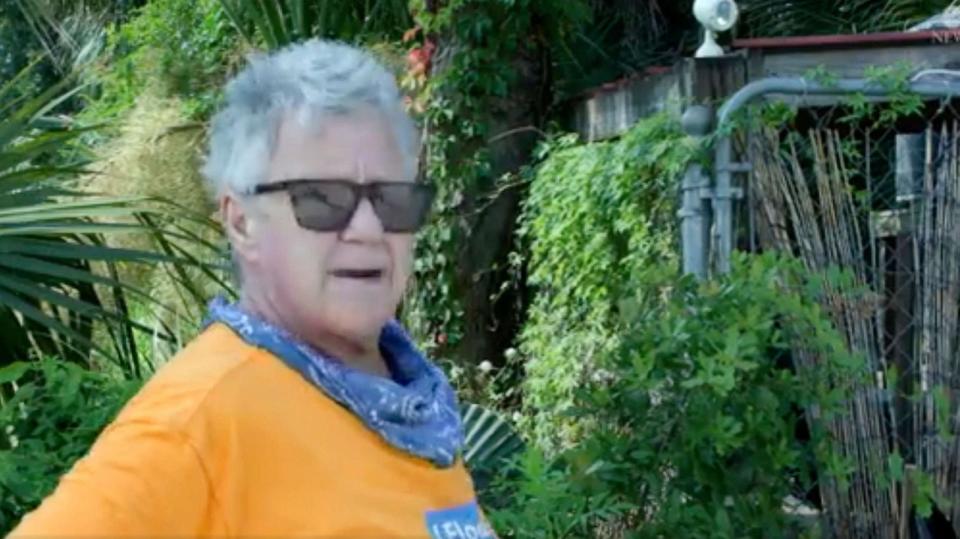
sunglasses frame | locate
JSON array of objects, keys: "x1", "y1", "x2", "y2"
[{"x1": 250, "y1": 179, "x2": 436, "y2": 233}]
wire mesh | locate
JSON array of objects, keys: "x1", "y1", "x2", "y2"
[{"x1": 734, "y1": 97, "x2": 960, "y2": 538}]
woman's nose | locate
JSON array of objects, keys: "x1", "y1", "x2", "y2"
[{"x1": 340, "y1": 197, "x2": 385, "y2": 242}]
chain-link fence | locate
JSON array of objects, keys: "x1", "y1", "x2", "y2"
[{"x1": 727, "y1": 92, "x2": 960, "y2": 538}]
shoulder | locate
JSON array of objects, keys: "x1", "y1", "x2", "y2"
[{"x1": 113, "y1": 323, "x2": 284, "y2": 432}]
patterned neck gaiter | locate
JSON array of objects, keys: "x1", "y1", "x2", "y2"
[{"x1": 204, "y1": 296, "x2": 464, "y2": 468}]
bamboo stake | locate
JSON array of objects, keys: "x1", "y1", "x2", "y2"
[
  {"x1": 949, "y1": 120, "x2": 960, "y2": 531},
  {"x1": 749, "y1": 123, "x2": 901, "y2": 538}
]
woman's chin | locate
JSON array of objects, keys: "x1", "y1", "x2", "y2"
[{"x1": 313, "y1": 308, "x2": 392, "y2": 343}]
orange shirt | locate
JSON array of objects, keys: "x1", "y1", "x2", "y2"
[{"x1": 11, "y1": 323, "x2": 491, "y2": 538}]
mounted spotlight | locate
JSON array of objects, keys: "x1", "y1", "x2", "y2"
[{"x1": 694, "y1": 0, "x2": 739, "y2": 58}]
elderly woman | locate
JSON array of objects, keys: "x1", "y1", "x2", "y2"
[{"x1": 12, "y1": 40, "x2": 491, "y2": 538}]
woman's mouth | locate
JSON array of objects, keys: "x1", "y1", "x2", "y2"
[{"x1": 330, "y1": 268, "x2": 384, "y2": 280}]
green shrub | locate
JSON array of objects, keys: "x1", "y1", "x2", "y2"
[
  {"x1": 517, "y1": 113, "x2": 696, "y2": 452},
  {"x1": 487, "y1": 447, "x2": 633, "y2": 538},
  {"x1": 0, "y1": 361, "x2": 140, "y2": 534},
  {"x1": 80, "y1": 0, "x2": 240, "y2": 124},
  {"x1": 491, "y1": 253, "x2": 867, "y2": 538}
]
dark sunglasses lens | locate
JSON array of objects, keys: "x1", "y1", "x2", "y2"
[
  {"x1": 289, "y1": 182, "x2": 358, "y2": 231},
  {"x1": 372, "y1": 184, "x2": 435, "y2": 232}
]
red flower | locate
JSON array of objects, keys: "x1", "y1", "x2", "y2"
[
  {"x1": 407, "y1": 48, "x2": 428, "y2": 75},
  {"x1": 407, "y1": 39, "x2": 436, "y2": 77}
]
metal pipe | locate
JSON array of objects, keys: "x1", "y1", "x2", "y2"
[
  {"x1": 679, "y1": 162, "x2": 710, "y2": 279},
  {"x1": 710, "y1": 76, "x2": 960, "y2": 275},
  {"x1": 679, "y1": 104, "x2": 714, "y2": 279},
  {"x1": 713, "y1": 135, "x2": 736, "y2": 274},
  {"x1": 718, "y1": 77, "x2": 960, "y2": 127}
]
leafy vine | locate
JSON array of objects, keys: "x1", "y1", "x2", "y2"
[{"x1": 401, "y1": 0, "x2": 589, "y2": 360}]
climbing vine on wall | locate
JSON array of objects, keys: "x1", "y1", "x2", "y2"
[
  {"x1": 516, "y1": 113, "x2": 696, "y2": 451},
  {"x1": 401, "y1": 0, "x2": 590, "y2": 361}
]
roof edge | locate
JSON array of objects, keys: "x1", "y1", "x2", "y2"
[{"x1": 733, "y1": 30, "x2": 954, "y2": 50}]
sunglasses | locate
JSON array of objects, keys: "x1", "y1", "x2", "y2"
[{"x1": 250, "y1": 179, "x2": 435, "y2": 233}]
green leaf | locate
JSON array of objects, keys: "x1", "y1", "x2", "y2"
[
  {"x1": 289, "y1": 0, "x2": 307, "y2": 39},
  {"x1": 911, "y1": 468, "x2": 935, "y2": 518},
  {"x1": 253, "y1": 0, "x2": 288, "y2": 50},
  {"x1": 888, "y1": 451, "x2": 904, "y2": 482},
  {"x1": 0, "y1": 286, "x2": 110, "y2": 360},
  {"x1": 219, "y1": 0, "x2": 410, "y2": 48},
  {"x1": 0, "y1": 362, "x2": 30, "y2": 385}
]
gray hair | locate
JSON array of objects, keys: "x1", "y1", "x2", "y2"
[{"x1": 202, "y1": 39, "x2": 418, "y2": 197}]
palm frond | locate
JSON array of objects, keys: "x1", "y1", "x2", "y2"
[
  {"x1": 218, "y1": 0, "x2": 411, "y2": 49},
  {"x1": 0, "y1": 67, "x2": 229, "y2": 377},
  {"x1": 13, "y1": 0, "x2": 109, "y2": 73},
  {"x1": 462, "y1": 402, "x2": 525, "y2": 495}
]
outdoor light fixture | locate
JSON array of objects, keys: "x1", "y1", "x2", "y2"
[{"x1": 694, "y1": 0, "x2": 739, "y2": 58}]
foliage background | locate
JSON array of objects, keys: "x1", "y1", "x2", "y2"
[
  {"x1": 516, "y1": 114, "x2": 695, "y2": 452},
  {"x1": 0, "y1": 361, "x2": 140, "y2": 534},
  {"x1": 4, "y1": 0, "x2": 960, "y2": 536}
]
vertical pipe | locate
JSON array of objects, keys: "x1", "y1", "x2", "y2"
[
  {"x1": 714, "y1": 135, "x2": 734, "y2": 274},
  {"x1": 680, "y1": 105, "x2": 713, "y2": 279},
  {"x1": 679, "y1": 162, "x2": 709, "y2": 279}
]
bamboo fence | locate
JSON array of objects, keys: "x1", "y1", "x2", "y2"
[{"x1": 747, "y1": 112, "x2": 960, "y2": 538}]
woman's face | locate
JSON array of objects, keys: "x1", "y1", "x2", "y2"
[{"x1": 230, "y1": 108, "x2": 415, "y2": 343}]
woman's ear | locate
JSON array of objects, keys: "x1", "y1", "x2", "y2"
[{"x1": 221, "y1": 192, "x2": 258, "y2": 262}]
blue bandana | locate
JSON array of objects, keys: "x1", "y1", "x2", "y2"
[{"x1": 203, "y1": 297, "x2": 464, "y2": 468}]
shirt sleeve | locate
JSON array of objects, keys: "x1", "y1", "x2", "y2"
[{"x1": 9, "y1": 419, "x2": 222, "y2": 538}]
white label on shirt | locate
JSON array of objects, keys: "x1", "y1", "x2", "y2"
[{"x1": 425, "y1": 500, "x2": 495, "y2": 539}]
